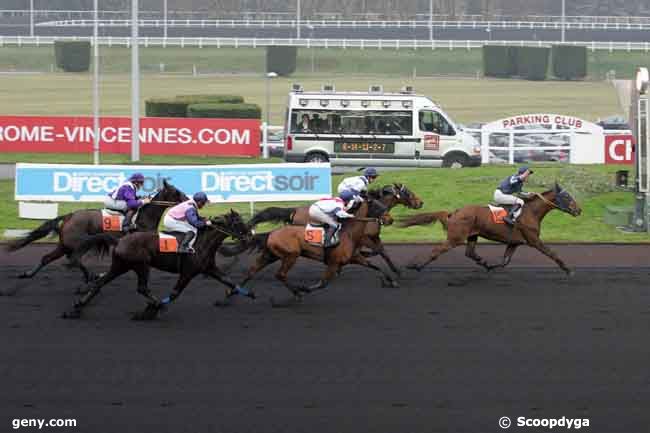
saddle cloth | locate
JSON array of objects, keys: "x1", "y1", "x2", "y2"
[
  {"x1": 304, "y1": 224, "x2": 326, "y2": 246},
  {"x1": 101, "y1": 209, "x2": 125, "y2": 232},
  {"x1": 488, "y1": 205, "x2": 510, "y2": 225},
  {"x1": 159, "y1": 231, "x2": 184, "y2": 253}
]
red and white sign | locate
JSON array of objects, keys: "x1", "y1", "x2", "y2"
[
  {"x1": 605, "y1": 134, "x2": 635, "y2": 165},
  {"x1": 500, "y1": 114, "x2": 584, "y2": 130},
  {"x1": 423, "y1": 133, "x2": 440, "y2": 151},
  {"x1": 0, "y1": 116, "x2": 260, "y2": 156}
]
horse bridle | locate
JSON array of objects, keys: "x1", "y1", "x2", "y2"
[
  {"x1": 533, "y1": 190, "x2": 574, "y2": 214},
  {"x1": 207, "y1": 217, "x2": 249, "y2": 240}
]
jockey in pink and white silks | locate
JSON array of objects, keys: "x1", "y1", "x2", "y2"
[
  {"x1": 104, "y1": 173, "x2": 151, "y2": 232},
  {"x1": 163, "y1": 192, "x2": 212, "y2": 253},
  {"x1": 308, "y1": 190, "x2": 358, "y2": 247}
]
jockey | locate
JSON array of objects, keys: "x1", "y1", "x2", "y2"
[
  {"x1": 336, "y1": 167, "x2": 379, "y2": 198},
  {"x1": 104, "y1": 172, "x2": 151, "y2": 232},
  {"x1": 308, "y1": 190, "x2": 357, "y2": 247},
  {"x1": 163, "y1": 192, "x2": 212, "y2": 254},
  {"x1": 494, "y1": 166, "x2": 534, "y2": 225}
]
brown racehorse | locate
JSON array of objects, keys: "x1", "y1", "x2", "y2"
[
  {"x1": 6, "y1": 180, "x2": 187, "y2": 284},
  {"x1": 247, "y1": 183, "x2": 423, "y2": 276},
  {"x1": 62, "y1": 210, "x2": 252, "y2": 320},
  {"x1": 233, "y1": 199, "x2": 392, "y2": 306},
  {"x1": 400, "y1": 183, "x2": 582, "y2": 275}
]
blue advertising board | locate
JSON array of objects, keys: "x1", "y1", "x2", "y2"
[{"x1": 15, "y1": 163, "x2": 332, "y2": 203}]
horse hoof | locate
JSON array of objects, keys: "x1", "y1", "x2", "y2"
[
  {"x1": 566, "y1": 269, "x2": 575, "y2": 278},
  {"x1": 61, "y1": 309, "x2": 81, "y2": 319},
  {"x1": 17, "y1": 272, "x2": 30, "y2": 279}
]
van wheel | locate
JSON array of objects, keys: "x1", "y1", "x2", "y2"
[
  {"x1": 305, "y1": 152, "x2": 329, "y2": 163},
  {"x1": 442, "y1": 153, "x2": 469, "y2": 168}
]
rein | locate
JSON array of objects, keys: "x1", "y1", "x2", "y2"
[
  {"x1": 207, "y1": 221, "x2": 245, "y2": 240},
  {"x1": 150, "y1": 200, "x2": 178, "y2": 206},
  {"x1": 533, "y1": 192, "x2": 561, "y2": 210}
]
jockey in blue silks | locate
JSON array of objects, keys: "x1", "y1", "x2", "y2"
[
  {"x1": 493, "y1": 166, "x2": 534, "y2": 225},
  {"x1": 104, "y1": 173, "x2": 151, "y2": 232}
]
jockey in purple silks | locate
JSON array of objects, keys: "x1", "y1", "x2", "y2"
[
  {"x1": 104, "y1": 173, "x2": 151, "y2": 232},
  {"x1": 163, "y1": 192, "x2": 212, "y2": 254}
]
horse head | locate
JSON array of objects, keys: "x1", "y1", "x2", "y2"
[
  {"x1": 213, "y1": 209, "x2": 252, "y2": 241},
  {"x1": 392, "y1": 183, "x2": 424, "y2": 209},
  {"x1": 540, "y1": 183, "x2": 581, "y2": 217},
  {"x1": 155, "y1": 180, "x2": 189, "y2": 204}
]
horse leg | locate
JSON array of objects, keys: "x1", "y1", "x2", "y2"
[
  {"x1": 61, "y1": 264, "x2": 128, "y2": 319},
  {"x1": 407, "y1": 239, "x2": 458, "y2": 272},
  {"x1": 303, "y1": 263, "x2": 340, "y2": 293},
  {"x1": 363, "y1": 237, "x2": 401, "y2": 277},
  {"x1": 132, "y1": 268, "x2": 187, "y2": 321},
  {"x1": 18, "y1": 244, "x2": 66, "y2": 279},
  {"x1": 208, "y1": 267, "x2": 256, "y2": 307},
  {"x1": 527, "y1": 239, "x2": 573, "y2": 276},
  {"x1": 465, "y1": 235, "x2": 490, "y2": 271},
  {"x1": 349, "y1": 253, "x2": 400, "y2": 288},
  {"x1": 238, "y1": 251, "x2": 279, "y2": 288},
  {"x1": 270, "y1": 254, "x2": 307, "y2": 307},
  {"x1": 487, "y1": 244, "x2": 519, "y2": 271}
]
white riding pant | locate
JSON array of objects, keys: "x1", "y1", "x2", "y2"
[
  {"x1": 103, "y1": 197, "x2": 128, "y2": 212},
  {"x1": 163, "y1": 215, "x2": 198, "y2": 247},
  {"x1": 308, "y1": 205, "x2": 338, "y2": 228},
  {"x1": 493, "y1": 190, "x2": 524, "y2": 218}
]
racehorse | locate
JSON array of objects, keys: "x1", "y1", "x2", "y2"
[
  {"x1": 62, "y1": 210, "x2": 252, "y2": 320},
  {"x1": 230, "y1": 199, "x2": 393, "y2": 306},
  {"x1": 247, "y1": 183, "x2": 423, "y2": 276},
  {"x1": 6, "y1": 180, "x2": 187, "y2": 284},
  {"x1": 399, "y1": 183, "x2": 581, "y2": 275}
]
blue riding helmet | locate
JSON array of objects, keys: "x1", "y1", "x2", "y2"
[
  {"x1": 518, "y1": 166, "x2": 533, "y2": 175},
  {"x1": 339, "y1": 190, "x2": 356, "y2": 203},
  {"x1": 363, "y1": 167, "x2": 379, "y2": 178},
  {"x1": 129, "y1": 173, "x2": 145, "y2": 183},
  {"x1": 193, "y1": 192, "x2": 209, "y2": 204}
]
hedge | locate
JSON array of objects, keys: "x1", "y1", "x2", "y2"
[
  {"x1": 482, "y1": 46, "x2": 511, "y2": 77},
  {"x1": 145, "y1": 94, "x2": 246, "y2": 117},
  {"x1": 552, "y1": 45, "x2": 587, "y2": 80},
  {"x1": 187, "y1": 103, "x2": 262, "y2": 119},
  {"x1": 266, "y1": 46, "x2": 297, "y2": 76},
  {"x1": 54, "y1": 41, "x2": 90, "y2": 72},
  {"x1": 516, "y1": 46, "x2": 550, "y2": 81}
]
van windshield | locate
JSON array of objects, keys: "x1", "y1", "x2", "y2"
[{"x1": 291, "y1": 109, "x2": 413, "y2": 135}]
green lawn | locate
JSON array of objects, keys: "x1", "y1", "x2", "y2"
[
  {"x1": 2, "y1": 164, "x2": 647, "y2": 243},
  {"x1": 0, "y1": 73, "x2": 620, "y2": 125},
  {"x1": 1, "y1": 46, "x2": 649, "y2": 79}
]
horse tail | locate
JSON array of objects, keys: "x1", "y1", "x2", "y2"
[
  {"x1": 5, "y1": 213, "x2": 71, "y2": 252},
  {"x1": 248, "y1": 207, "x2": 295, "y2": 227},
  {"x1": 399, "y1": 211, "x2": 450, "y2": 230},
  {"x1": 69, "y1": 233, "x2": 119, "y2": 262},
  {"x1": 218, "y1": 232, "x2": 271, "y2": 257}
]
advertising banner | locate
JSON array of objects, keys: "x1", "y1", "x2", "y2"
[
  {"x1": 0, "y1": 116, "x2": 260, "y2": 156},
  {"x1": 604, "y1": 134, "x2": 635, "y2": 165},
  {"x1": 15, "y1": 163, "x2": 331, "y2": 203}
]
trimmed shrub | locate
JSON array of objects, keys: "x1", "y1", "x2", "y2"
[
  {"x1": 482, "y1": 45, "x2": 511, "y2": 77},
  {"x1": 145, "y1": 98, "x2": 188, "y2": 117},
  {"x1": 54, "y1": 41, "x2": 91, "y2": 72},
  {"x1": 266, "y1": 46, "x2": 297, "y2": 76},
  {"x1": 516, "y1": 46, "x2": 549, "y2": 81},
  {"x1": 552, "y1": 45, "x2": 587, "y2": 80},
  {"x1": 187, "y1": 103, "x2": 262, "y2": 119},
  {"x1": 175, "y1": 94, "x2": 245, "y2": 104}
]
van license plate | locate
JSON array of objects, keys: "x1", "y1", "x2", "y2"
[{"x1": 334, "y1": 141, "x2": 395, "y2": 154}]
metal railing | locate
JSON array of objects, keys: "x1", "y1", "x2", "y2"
[
  {"x1": 31, "y1": 18, "x2": 650, "y2": 31},
  {"x1": 1, "y1": 36, "x2": 649, "y2": 52}
]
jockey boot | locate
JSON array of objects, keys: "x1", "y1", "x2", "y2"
[
  {"x1": 122, "y1": 209, "x2": 137, "y2": 232},
  {"x1": 503, "y1": 204, "x2": 522, "y2": 226},
  {"x1": 178, "y1": 232, "x2": 196, "y2": 254},
  {"x1": 325, "y1": 224, "x2": 341, "y2": 247}
]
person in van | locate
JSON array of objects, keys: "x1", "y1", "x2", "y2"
[
  {"x1": 336, "y1": 167, "x2": 379, "y2": 197},
  {"x1": 493, "y1": 166, "x2": 534, "y2": 225},
  {"x1": 310, "y1": 113, "x2": 323, "y2": 132},
  {"x1": 298, "y1": 114, "x2": 311, "y2": 132}
]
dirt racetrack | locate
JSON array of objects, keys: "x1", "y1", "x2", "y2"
[{"x1": 1, "y1": 244, "x2": 649, "y2": 433}]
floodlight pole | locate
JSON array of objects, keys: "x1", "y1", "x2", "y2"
[
  {"x1": 561, "y1": 0, "x2": 566, "y2": 43},
  {"x1": 296, "y1": 0, "x2": 301, "y2": 39},
  {"x1": 163, "y1": 0, "x2": 168, "y2": 39},
  {"x1": 429, "y1": 0, "x2": 433, "y2": 41},
  {"x1": 92, "y1": 0, "x2": 100, "y2": 165},
  {"x1": 263, "y1": 72, "x2": 278, "y2": 159},
  {"x1": 131, "y1": 0, "x2": 140, "y2": 162}
]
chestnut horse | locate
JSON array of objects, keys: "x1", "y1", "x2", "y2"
[
  {"x1": 247, "y1": 183, "x2": 423, "y2": 276},
  {"x1": 6, "y1": 180, "x2": 187, "y2": 284},
  {"x1": 233, "y1": 199, "x2": 392, "y2": 305},
  {"x1": 400, "y1": 184, "x2": 581, "y2": 275}
]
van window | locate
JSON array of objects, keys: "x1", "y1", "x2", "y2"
[
  {"x1": 291, "y1": 109, "x2": 413, "y2": 135},
  {"x1": 419, "y1": 111, "x2": 455, "y2": 136}
]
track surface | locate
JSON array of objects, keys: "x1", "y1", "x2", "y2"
[{"x1": 1, "y1": 244, "x2": 649, "y2": 433}]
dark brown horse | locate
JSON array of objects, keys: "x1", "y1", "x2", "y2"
[
  {"x1": 6, "y1": 180, "x2": 187, "y2": 284},
  {"x1": 247, "y1": 183, "x2": 423, "y2": 276},
  {"x1": 62, "y1": 210, "x2": 252, "y2": 320},
  {"x1": 400, "y1": 184, "x2": 581, "y2": 275},
  {"x1": 233, "y1": 199, "x2": 392, "y2": 306}
]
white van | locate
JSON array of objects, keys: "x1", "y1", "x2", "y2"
[{"x1": 283, "y1": 85, "x2": 481, "y2": 168}]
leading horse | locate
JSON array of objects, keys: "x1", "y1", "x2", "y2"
[
  {"x1": 6, "y1": 180, "x2": 187, "y2": 284},
  {"x1": 400, "y1": 183, "x2": 581, "y2": 275}
]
